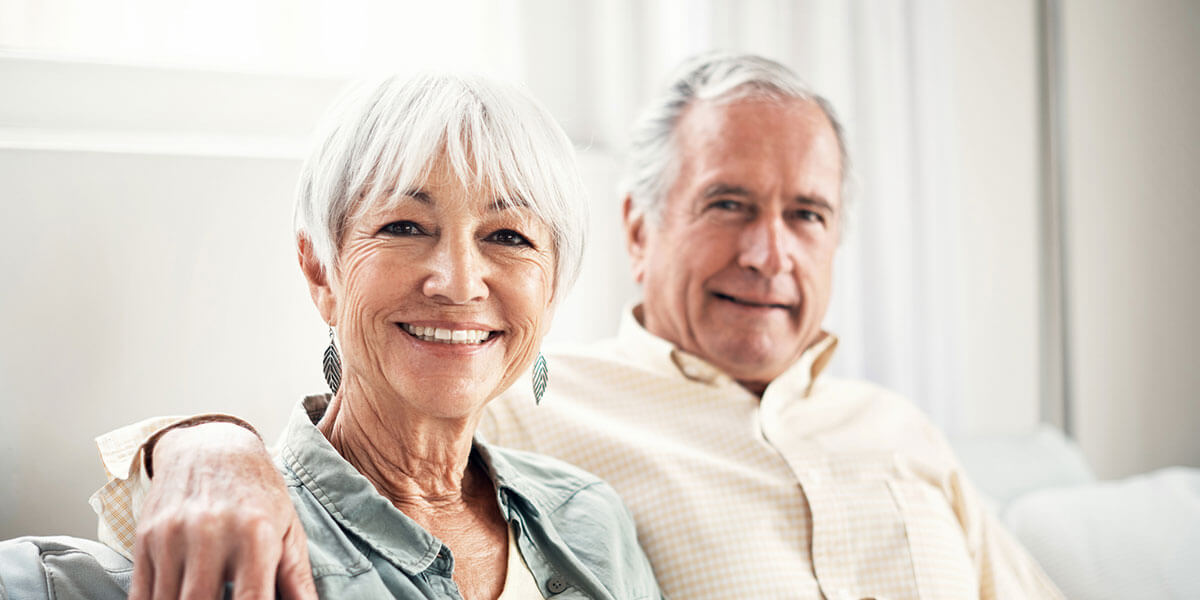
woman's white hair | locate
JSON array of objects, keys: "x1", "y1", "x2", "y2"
[
  {"x1": 294, "y1": 72, "x2": 588, "y2": 299},
  {"x1": 623, "y1": 51, "x2": 850, "y2": 222}
]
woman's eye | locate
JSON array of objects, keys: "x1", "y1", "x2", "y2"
[
  {"x1": 487, "y1": 229, "x2": 533, "y2": 247},
  {"x1": 380, "y1": 221, "x2": 425, "y2": 236}
]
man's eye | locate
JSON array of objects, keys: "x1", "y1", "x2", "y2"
[
  {"x1": 487, "y1": 229, "x2": 533, "y2": 247},
  {"x1": 794, "y1": 210, "x2": 826, "y2": 225},
  {"x1": 709, "y1": 199, "x2": 744, "y2": 211},
  {"x1": 380, "y1": 221, "x2": 426, "y2": 236}
]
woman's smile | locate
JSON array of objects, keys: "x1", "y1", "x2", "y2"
[{"x1": 398, "y1": 322, "x2": 501, "y2": 345}]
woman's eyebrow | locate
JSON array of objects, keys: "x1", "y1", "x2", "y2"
[
  {"x1": 377, "y1": 186, "x2": 432, "y2": 203},
  {"x1": 488, "y1": 195, "x2": 531, "y2": 212},
  {"x1": 400, "y1": 188, "x2": 432, "y2": 203}
]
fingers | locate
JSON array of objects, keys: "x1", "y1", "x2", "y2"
[
  {"x1": 128, "y1": 539, "x2": 155, "y2": 600},
  {"x1": 178, "y1": 548, "x2": 226, "y2": 600},
  {"x1": 230, "y1": 519, "x2": 283, "y2": 600},
  {"x1": 130, "y1": 518, "x2": 185, "y2": 600},
  {"x1": 276, "y1": 519, "x2": 318, "y2": 600},
  {"x1": 150, "y1": 561, "x2": 183, "y2": 600}
]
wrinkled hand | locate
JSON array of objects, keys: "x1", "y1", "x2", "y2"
[{"x1": 129, "y1": 422, "x2": 318, "y2": 600}]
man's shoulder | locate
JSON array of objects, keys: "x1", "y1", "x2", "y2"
[
  {"x1": 487, "y1": 337, "x2": 652, "y2": 410},
  {"x1": 816, "y1": 375, "x2": 932, "y2": 415},
  {"x1": 541, "y1": 337, "x2": 632, "y2": 369},
  {"x1": 811, "y1": 375, "x2": 948, "y2": 443}
]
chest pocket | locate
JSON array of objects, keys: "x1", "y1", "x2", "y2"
[
  {"x1": 798, "y1": 454, "x2": 977, "y2": 600},
  {"x1": 887, "y1": 480, "x2": 978, "y2": 598}
]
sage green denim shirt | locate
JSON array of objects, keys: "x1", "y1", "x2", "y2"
[{"x1": 0, "y1": 396, "x2": 662, "y2": 600}]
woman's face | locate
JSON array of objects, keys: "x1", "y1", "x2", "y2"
[{"x1": 310, "y1": 154, "x2": 557, "y2": 419}]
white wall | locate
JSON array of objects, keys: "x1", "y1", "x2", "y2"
[
  {"x1": 0, "y1": 148, "x2": 321, "y2": 539},
  {"x1": 1060, "y1": 0, "x2": 1200, "y2": 478},
  {"x1": 947, "y1": 0, "x2": 1200, "y2": 477}
]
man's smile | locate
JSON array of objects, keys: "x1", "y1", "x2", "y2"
[{"x1": 711, "y1": 291, "x2": 795, "y2": 311}]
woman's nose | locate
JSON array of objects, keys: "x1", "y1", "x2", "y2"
[{"x1": 422, "y1": 236, "x2": 488, "y2": 303}]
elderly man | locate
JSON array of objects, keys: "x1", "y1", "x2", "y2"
[{"x1": 89, "y1": 53, "x2": 1061, "y2": 599}]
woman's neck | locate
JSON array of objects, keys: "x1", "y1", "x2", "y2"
[{"x1": 317, "y1": 380, "x2": 488, "y2": 510}]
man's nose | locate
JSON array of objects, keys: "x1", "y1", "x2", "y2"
[
  {"x1": 737, "y1": 215, "x2": 793, "y2": 276},
  {"x1": 422, "y1": 235, "x2": 488, "y2": 303}
]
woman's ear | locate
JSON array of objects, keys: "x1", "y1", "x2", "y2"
[{"x1": 297, "y1": 233, "x2": 338, "y2": 325}]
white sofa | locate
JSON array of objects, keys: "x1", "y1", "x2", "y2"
[{"x1": 952, "y1": 427, "x2": 1200, "y2": 600}]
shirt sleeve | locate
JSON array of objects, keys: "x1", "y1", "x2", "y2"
[
  {"x1": 943, "y1": 448, "x2": 1065, "y2": 598},
  {"x1": 87, "y1": 414, "x2": 253, "y2": 559}
]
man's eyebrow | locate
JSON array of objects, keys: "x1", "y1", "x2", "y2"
[
  {"x1": 702, "y1": 183, "x2": 753, "y2": 199},
  {"x1": 793, "y1": 195, "x2": 835, "y2": 213},
  {"x1": 703, "y1": 183, "x2": 836, "y2": 214}
]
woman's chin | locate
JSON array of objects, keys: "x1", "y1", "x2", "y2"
[{"x1": 381, "y1": 375, "x2": 499, "y2": 420}]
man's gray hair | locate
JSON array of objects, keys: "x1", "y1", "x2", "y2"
[
  {"x1": 295, "y1": 73, "x2": 588, "y2": 299},
  {"x1": 624, "y1": 51, "x2": 849, "y2": 219}
]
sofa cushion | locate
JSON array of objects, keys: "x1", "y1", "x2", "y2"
[{"x1": 1003, "y1": 467, "x2": 1200, "y2": 600}]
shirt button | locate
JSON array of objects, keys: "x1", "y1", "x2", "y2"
[{"x1": 546, "y1": 576, "x2": 568, "y2": 594}]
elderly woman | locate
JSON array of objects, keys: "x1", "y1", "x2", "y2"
[{"x1": 0, "y1": 74, "x2": 661, "y2": 600}]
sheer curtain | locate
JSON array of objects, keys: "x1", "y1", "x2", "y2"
[{"x1": 1, "y1": 0, "x2": 966, "y2": 427}]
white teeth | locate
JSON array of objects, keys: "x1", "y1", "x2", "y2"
[{"x1": 401, "y1": 324, "x2": 493, "y2": 344}]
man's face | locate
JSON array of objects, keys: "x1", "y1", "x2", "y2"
[{"x1": 625, "y1": 97, "x2": 842, "y2": 394}]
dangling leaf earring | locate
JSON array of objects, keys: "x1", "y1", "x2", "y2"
[
  {"x1": 532, "y1": 352, "x2": 548, "y2": 405},
  {"x1": 323, "y1": 327, "x2": 341, "y2": 394}
]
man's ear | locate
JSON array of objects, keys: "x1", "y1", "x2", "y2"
[
  {"x1": 622, "y1": 195, "x2": 648, "y2": 285},
  {"x1": 297, "y1": 233, "x2": 338, "y2": 326}
]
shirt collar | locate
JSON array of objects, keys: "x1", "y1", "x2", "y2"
[
  {"x1": 616, "y1": 303, "x2": 839, "y2": 397},
  {"x1": 472, "y1": 441, "x2": 577, "y2": 518},
  {"x1": 280, "y1": 396, "x2": 443, "y2": 575}
]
